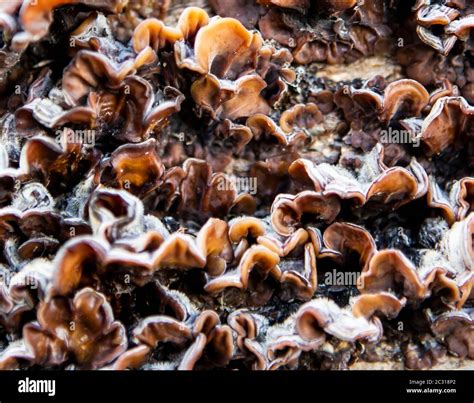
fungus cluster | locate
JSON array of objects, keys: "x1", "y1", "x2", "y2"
[{"x1": 0, "y1": 0, "x2": 472, "y2": 370}]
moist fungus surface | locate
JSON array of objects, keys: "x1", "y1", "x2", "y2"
[{"x1": 0, "y1": 0, "x2": 472, "y2": 370}]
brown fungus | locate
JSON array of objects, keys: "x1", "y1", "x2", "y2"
[
  {"x1": 22, "y1": 287, "x2": 127, "y2": 369},
  {"x1": 0, "y1": 0, "x2": 473, "y2": 372},
  {"x1": 431, "y1": 309, "x2": 474, "y2": 359}
]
